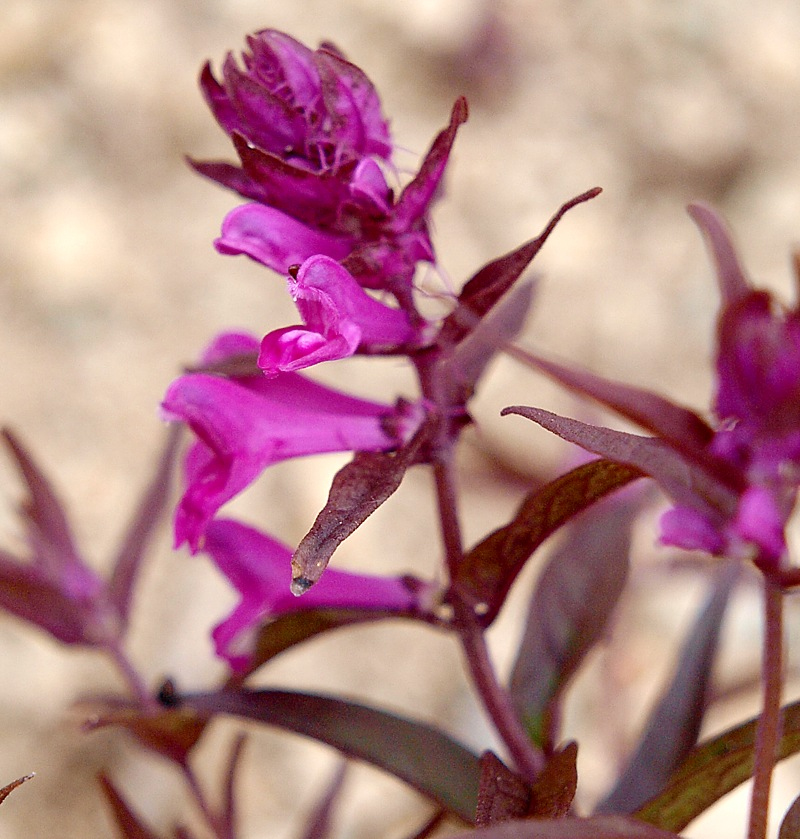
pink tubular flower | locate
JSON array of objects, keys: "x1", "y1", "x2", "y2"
[
  {"x1": 203, "y1": 519, "x2": 432, "y2": 671},
  {"x1": 654, "y1": 206, "x2": 800, "y2": 569},
  {"x1": 161, "y1": 333, "x2": 424, "y2": 552},
  {"x1": 257, "y1": 255, "x2": 425, "y2": 375},
  {"x1": 502, "y1": 204, "x2": 800, "y2": 582}
]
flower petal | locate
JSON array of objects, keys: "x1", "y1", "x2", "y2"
[{"x1": 215, "y1": 204, "x2": 351, "y2": 274}]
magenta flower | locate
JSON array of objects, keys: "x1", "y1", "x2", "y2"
[
  {"x1": 162, "y1": 333, "x2": 424, "y2": 552},
  {"x1": 191, "y1": 29, "x2": 467, "y2": 286},
  {"x1": 202, "y1": 518, "x2": 432, "y2": 671},
  {"x1": 503, "y1": 205, "x2": 800, "y2": 582},
  {"x1": 257, "y1": 255, "x2": 427, "y2": 375}
]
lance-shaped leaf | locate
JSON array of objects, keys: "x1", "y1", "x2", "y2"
[
  {"x1": 0, "y1": 430, "x2": 116, "y2": 646},
  {"x1": 598, "y1": 564, "x2": 738, "y2": 814},
  {"x1": 108, "y1": 425, "x2": 182, "y2": 627},
  {"x1": 220, "y1": 734, "x2": 247, "y2": 839},
  {"x1": 392, "y1": 97, "x2": 469, "y2": 230},
  {"x1": 634, "y1": 698, "x2": 800, "y2": 832},
  {"x1": 508, "y1": 349, "x2": 717, "y2": 463},
  {"x1": 439, "y1": 188, "x2": 602, "y2": 346},
  {"x1": 509, "y1": 491, "x2": 638, "y2": 748},
  {"x1": 476, "y1": 752, "x2": 531, "y2": 826},
  {"x1": 780, "y1": 793, "x2": 800, "y2": 839},
  {"x1": 83, "y1": 700, "x2": 206, "y2": 767},
  {"x1": 299, "y1": 762, "x2": 348, "y2": 839},
  {"x1": 2, "y1": 429, "x2": 80, "y2": 565},
  {"x1": 291, "y1": 431, "x2": 425, "y2": 593},
  {"x1": 180, "y1": 688, "x2": 481, "y2": 823},
  {"x1": 234, "y1": 607, "x2": 431, "y2": 682},
  {"x1": 527, "y1": 742, "x2": 578, "y2": 819},
  {"x1": 687, "y1": 203, "x2": 751, "y2": 306},
  {"x1": 501, "y1": 406, "x2": 737, "y2": 521},
  {"x1": 454, "y1": 459, "x2": 642, "y2": 625},
  {"x1": 449, "y1": 814, "x2": 681, "y2": 838},
  {"x1": 98, "y1": 774, "x2": 164, "y2": 839},
  {"x1": 439, "y1": 281, "x2": 536, "y2": 408},
  {"x1": 0, "y1": 774, "x2": 33, "y2": 807}
]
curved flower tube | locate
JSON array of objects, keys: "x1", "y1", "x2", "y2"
[
  {"x1": 203, "y1": 518, "x2": 432, "y2": 671},
  {"x1": 162, "y1": 333, "x2": 424, "y2": 551},
  {"x1": 257, "y1": 255, "x2": 425, "y2": 375}
]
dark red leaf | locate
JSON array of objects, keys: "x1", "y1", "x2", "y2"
[
  {"x1": 527, "y1": 742, "x2": 579, "y2": 819},
  {"x1": 181, "y1": 688, "x2": 481, "y2": 823},
  {"x1": 508, "y1": 349, "x2": 714, "y2": 457},
  {"x1": 449, "y1": 814, "x2": 681, "y2": 838},
  {"x1": 439, "y1": 188, "x2": 601, "y2": 346},
  {"x1": 0, "y1": 773, "x2": 34, "y2": 807},
  {"x1": 291, "y1": 438, "x2": 423, "y2": 593},
  {"x1": 439, "y1": 281, "x2": 536, "y2": 407},
  {"x1": 98, "y1": 773, "x2": 164, "y2": 839},
  {"x1": 476, "y1": 752, "x2": 531, "y2": 826},
  {"x1": 84, "y1": 702, "x2": 206, "y2": 767},
  {"x1": 510, "y1": 493, "x2": 637, "y2": 748},
  {"x1": 1, "y1": 428, "x2": 82, "y2": 569},
  {"x1": 501, "y1": 406, "x2": 736, "y2": 518},
  {"x1": 109, "y1": 425, "x2": 182, "y2": 626},
  {"x1": 455, "y1": 459, "x2": 642, "y2": 625},
  {"x1": 779, "y1": 793, "x2": 800, "y2": 839},
  {"x1": 598, "y1": 565, "x2": 738, "y2": 814},
  {"x1": 635, "y1": 698, "x2": 800, "y2": 832}
]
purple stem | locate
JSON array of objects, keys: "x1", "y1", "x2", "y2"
[
  {"x1": 453, "y1": 597, "x2": 545, "y2": 781},
  {"x1": 103, "y1": 639, "x2": 159, "y2": 712},
  {"x1": 747, "y1": 577, "x2": 784, "y2": 839},
  {"x1": 182, "y1": 761, "x2": 230, "y2": 839}
]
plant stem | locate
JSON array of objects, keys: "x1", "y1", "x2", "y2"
[
  {"x1": 454, "y1": 597, "x2": 545, "y2": 781},
  {"x1": 747, "y1": 577, "x2": 784, "y2": 839},
  {"x1": 104, "y1": 638, "x2": 158, "y2": 711},
  {"x1": 183, "y1": 761, "x2": 229, "y2": 839}
]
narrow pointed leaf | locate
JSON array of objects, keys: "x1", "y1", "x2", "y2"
[
  {"x1": 688, "y1": 203, "x2": 751, "y2": 305},
  {"x1": 440, "y1": 281, "x2": 536, "y2": 406},
  {"x1": 98, "y1": 774, "x2": 163, "y2": 839},
  {"x1": 440, "y1": 188, "x2": 601, "y2": 345},
  {"x1": 501, "y1": 406, "x2": 737, "y2": 517},
  {"x1": 221, "y1": 734, "x2": 247, "y2": 839},
  {"x1": 300, "y1": 762, "x2": 348, "y2": 839},
  {"x1": 109, "y1": 425, "x2": 182, "y2": 625},
  {"x1": 291, "y1": 435, "x2": 424, "y2": 592},
  {"x1": 1, "y1": 428, "x2": 81, "y2": 565},
  {"x1": 476, "y1": 752, "x2": 531, "y2": 826},
  {"x1": 779, "y1": 793, "x2": 800, "y2": 839},
  {"x1": 510, "y1": 491, "x2": 637, "y2": 748},
  {"x1": 394, "y1": 97, "x2": 469, "y2": 227},
  {"x1": 635, "y1": 698, "x2": 800, "y2": 832},
  {"x1": 598, "y1": 565, "x2": 737, "y2": 814},
  {"x1": 509, "y1": 349, "x2": 715, "y2": 457},
  {"x1": 455, "y1": 459, "x2": 642, "y2": 625},
  {"x1": 181, "y1": 688, "x2": 481, "y2": 822},
  {"x1": 0, "y1": 773, "x2": 33, "y2": 806},
  {"x1": 449, "y1": 814, "x2": 681, "y2": 838},
  {"x1": 84, "y1": 702, "x2": 206, "y2": 767},
  {"x1": 235, "y1": 608, "x2": 422, "y2": 681},
  {"x1": 528, "y1": 742, "x2": 578, "y2": 819}
]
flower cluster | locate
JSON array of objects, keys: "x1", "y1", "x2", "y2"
[
  {"x1": 505, "y1": 204, "x2": 800, "y2": 584},
  {"x1": 163, "y1": 30, "x2": 470, "y2": 670}
]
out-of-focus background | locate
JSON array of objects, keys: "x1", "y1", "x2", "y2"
[{"x1": 2, "y1": 1, "x2": 800, "y2": 836}]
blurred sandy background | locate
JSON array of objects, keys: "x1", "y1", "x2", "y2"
[{"x1": 3, "y1": 1, "x2": 800, "y2": 836}]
